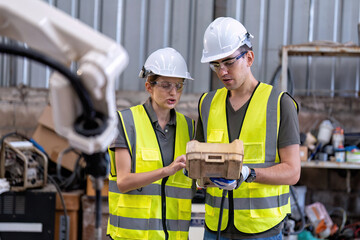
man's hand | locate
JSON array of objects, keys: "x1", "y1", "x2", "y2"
[
  {"x1": 210, "y1": 177, "x2": 238, "y2": 190},
  {"x1": 183, "y1": 168, "x2": 189, "y2": 177},
  {"x1": 210, "y1": 165, "x2": 251, "y2": 190},
  {"x1": 237, "y1": 165, "x2": 250, "y2": 186}
]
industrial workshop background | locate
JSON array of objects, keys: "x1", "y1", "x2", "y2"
[
  {"x1": 1, "y1": 0, "x2": 359, "y2": 95},
  {"x1": 1, "y1": 0, "x2": 360, "y2": 239}
]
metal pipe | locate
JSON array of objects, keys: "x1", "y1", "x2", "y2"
[
  {"x1": 2, "y1": 38, "x2": 9, "y2": 86},
  {"x1": 93, "y1": 0, "x2": 101, "y2": 31},
  {"x1": 138, "y1": 0, "x2": 148, "y2": 90},
  {"x1": 115, "y1": 0, "x2": 125, "y2": 90},
  {"x1": 186, "y1": 0, "x2": 196, "y2": 92},
  {"x1": 258, "y1": 0, "x2": 267, "y2": 81},
  {"x1": 306, "y1": 0, "x2": 315, "y2": 95},
  {"x1": 163, "y1": 0, "x2": 172, "y2": 47},
  {"x1": 235, "y1": 0, "x2": 243, "y2": 22},
  {"x1": 44, "y1": 0, "x2": 58, "y2": 88},
  {"x1": 330, "y1": 0, "x2": 340, "y2": 97},
  {"x1": 71, "y1": 0, "x2": 78, "y2": 18},
  {"x1": 283, "y1": 0, "x2": 290, "y2": 46},
  {"x1": 356, "y1": 8, "x2": 360, "y2": 97},
  {"x1": 116, "y1": 0, "x2": 125, "y2": 45}
]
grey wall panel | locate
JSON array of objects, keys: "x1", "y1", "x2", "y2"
[
  {"x1": 78, "y1": 0, "x2": 97, "y2": 29},
  {"x1": 171, "y1": 0, "x2": 193, "y2": 92},
  {"x1": 120, "y1": 0, "x2": 144, "y2": 91},
  {"x1": 101, "y1": 0, "x2": 120, "y2": 40},
  {"x1": 29, "y1": 62, "x2": 47, "y2": 88},
  {"x1": 1, "y1": 0, "x2": 359, "y2": 96},
  {"x1": 241, "y1": 0, "x2": 262, "y2": 81},
  {"x1": 147, "y1": 0, "x2": 167, "y2": 51},
  {"x1": 289, "y1": 0, "x2": 311, "y2": 93},
  {"x1": 190, "y1": 0, "x2": 214, "y2": 93},
  {"x1": 264, "y1": 0, "x2": 286, "y2": 84}
]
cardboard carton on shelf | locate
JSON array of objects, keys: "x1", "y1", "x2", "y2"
[
  {"x1": 299, "y1": 146, "x2": 308, "y2": 162},
  {"x1": 86, "y1": 176, "x2": 109, "y2": 197},
  {"x1": 82, "y1": 195, "x2": 109, "y2": 240},
  {"x1": 32, "y1": 105, "x2": 84, "y2": 172},
  {"x1": 55, "y1": 190, "x2": 83, "y2": 240}
]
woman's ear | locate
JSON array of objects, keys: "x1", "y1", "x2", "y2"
[
  {"x1": 145, "y1": 81, "x2": 153, "y2": 94},
  {"x1": 246, "y1": 51, "x2": 255, "y2": 67}
]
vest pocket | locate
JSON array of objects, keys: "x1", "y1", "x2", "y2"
[
  {"x1": 208, "y1": 129, "x2": 224, "y2": 143},
  {"x1": 243, "y1": 142, "x2": 264, "y2": 163},
  {"x1": 178, "y1": 199, "x2": 192, "y2": 220},
  {"x1": 115, "y1": 194, "x2": 152, "y2": 239},
  {"x1": 170, "y1": 170, "x2": 192, "y2": 186},
  {"x1": 141, "y1": 148, "x2": 160, "y2": 161},
  {"x1": 248, "y1": 183, "x2": 282, "y2": 218}
]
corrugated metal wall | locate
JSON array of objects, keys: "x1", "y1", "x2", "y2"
[{"x1": 0, "y1": 0, "x2": 359, "y2": 95}]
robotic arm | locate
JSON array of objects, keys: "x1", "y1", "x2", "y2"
[
  {"x1": 0, "y1": 0, "x2": 128, "y2": 155},
  {"x1": 0, "y1": 0, "x2": 128, "y2": 167},
  {"x1": 0, "y1": 2, "x2": 128, "y2": 238}
]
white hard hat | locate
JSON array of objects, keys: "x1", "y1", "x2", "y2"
[
  {"x1": 139, "y1": 47, "x2": 193, "y2": 80},
  {"x1": 201, "y1": 17, "x2": 253, "y2": 63}
]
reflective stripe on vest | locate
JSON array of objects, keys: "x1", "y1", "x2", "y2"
[
  {"x1": 107, "y1": 105, "x2": 194, "y2": 239},
  {"x1": 199, "y1": 83, "x2": 291, "y2": 233}
]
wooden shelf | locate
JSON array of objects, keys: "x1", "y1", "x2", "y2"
[
  {"x1": 279, "y1": 43, "x2": 360, "y2": 92},
  {"x1": 301, "y1": 161, "x2": 360, "y2": 169}
]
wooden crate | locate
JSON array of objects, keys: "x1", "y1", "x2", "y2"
[
  {"x1": 86, "y1": 176, "x2": 109, "y2": 197},
  {"x1": 82, "y1": 195, "x2": 109, "y2": 240},
  {"x1": 186, "y1": 140, "x2": 243, "y2": 187},
  {"x1": 55, "y1": 190, "x2": 83, "y2": 240}
]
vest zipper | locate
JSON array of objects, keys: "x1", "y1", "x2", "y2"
[{"x1": 162, "y1": 176, "x2": 169, "y2": 240}]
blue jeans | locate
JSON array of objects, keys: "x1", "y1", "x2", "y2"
[{"x1": 203, "y1": 229, "x2": 282, "y2": 240}]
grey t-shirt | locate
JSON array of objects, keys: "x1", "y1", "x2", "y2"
[
  {"x1": 195, "y1": 88, "x2": 300, "y2": 238},
  {"x1": 109, "y1": 98, "x2": 176, "y2": 167}
]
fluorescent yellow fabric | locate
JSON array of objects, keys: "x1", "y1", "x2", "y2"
[
  {"x1": 107, "y1": 105, "x2": 193, "y2": 239},
  {"x1": 201, "y1": 83, "x2": 291, "y2": 233}
]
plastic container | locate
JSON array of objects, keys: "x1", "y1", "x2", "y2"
[
  {"x1": 332, "y1": 127, "x2": 344, "y2": 149},
  {"x1": 335, "y1": 145, "x2": 345, "y2": 162},
  {"x1": 317, "y1": 120, "x2": 334, "y2": 145}
]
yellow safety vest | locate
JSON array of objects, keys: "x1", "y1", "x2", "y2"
[
  {"x1": 107, "y1": 105, "x2": 194, "y2": 240},
  {"x1": 199, "y1": 83, "x2": 292, "y2": 234}
]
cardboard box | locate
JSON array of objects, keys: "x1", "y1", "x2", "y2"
[
  {"x1": 82, "y1": 195, "x2": 109, "y2": 240},
  {"x1": 300, "y1": 146, "x2": 308, "y2": 162},
  {"x1": 86, "y1": 176, "x2": 109, "y2": 197},
  {"x1": 32, "y1": 105, "x2": 83, "y2": 171},
  {"x1": 55, "y1": 190, "x2": 83, "y2": 240}
]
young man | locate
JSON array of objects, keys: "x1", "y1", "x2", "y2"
[{"x1": 196, "y1": 17, "x2": 301, "y2": 240}]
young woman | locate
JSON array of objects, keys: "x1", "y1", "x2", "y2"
[{"x1": 107, "y1": 48, "x2": 195, "y2": 240}]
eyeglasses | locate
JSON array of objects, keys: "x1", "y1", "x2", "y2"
[
  {"x1": 209, "y1": 51, "x2": 248, "y2": 72},
  {"x1": 152, "y1": 81, "x2": 185, "y2": 92}
]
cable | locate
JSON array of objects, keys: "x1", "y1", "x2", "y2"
[
  {"x1": 46, "y1": 171, "x2": 69, "y2": 240},
  {"x1": 0, "y1": 132, "x2": 69, "y2": 239},
  {"x1": 0, "y1": 43, "x2": 108, "y2": 239},
  {"x1": 269, "y1": 65, "x2": 294, "y2": 95},
  {"x1": 216, "y1": 190, "x2": 228, "y2": 240},
  {"x1": 283, "y1": 186, "x2": 306, "y2": 236},
  {"x1": 0, "y1": 43, "x2": 95, "y2": 120},
  {"x1": 289, "y1": 186, "x2": 306, "y2": 235}
]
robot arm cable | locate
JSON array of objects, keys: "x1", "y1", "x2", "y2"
[{"x1": 0, "y1": 42, "x2": 96, "y2": 120}]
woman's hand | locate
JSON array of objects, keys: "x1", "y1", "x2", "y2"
[{"x1": 165, "y1": 154, "x2": 186, "y2": 176}]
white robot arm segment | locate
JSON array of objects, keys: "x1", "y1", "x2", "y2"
[{"x1": 0, "y1": 0, "x2": 129, "y2": 155}]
